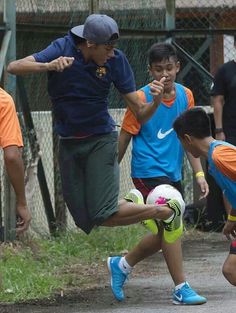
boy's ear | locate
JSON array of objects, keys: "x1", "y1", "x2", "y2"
[
  {"x1": 147, "y1": 65, "x2": 152, "y2": 75},
  {"x1": 184, "y1": 134, "x2": 192, "y2": 144},
  {"x1": 87, "y1": 41, "x2": 96, "y2": 48},
  {"x1": 176, "y1": 61, "x2": 180, "y2": 74}
]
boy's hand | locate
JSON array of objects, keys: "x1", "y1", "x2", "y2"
[
  {"x1": 150, "y1": 77, "x2": 166, "y2": 99},
  {"x1": 215, "y1": 131, "x2": 225, "y2": 141},
  {"x1": 46, "y1": 56, "x2": 74, "y2": 72},
  {"x1": 196, "y1": 176, "x2": 209, "y2": 199},
  {"x1": 223, "y1": 220, "x2": 236, "y2": 241},
  {"x1": 16, "y1": 204, "x2": 31, "y2": 235}
]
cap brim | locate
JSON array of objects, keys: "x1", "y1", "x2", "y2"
[{"x1": 70, "y1": 25, "x2": 85, "y2": 38}]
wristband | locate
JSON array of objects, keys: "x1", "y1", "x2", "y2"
[
  {"x1": 228, "y1": 214, "x2": 236, "y2": 222},
  {"x1": 195, "y1": 171, "x2": 205, "y2": 178},
  {"x1": 215, "y1": 128, "x2": 223, "y2": 134}
]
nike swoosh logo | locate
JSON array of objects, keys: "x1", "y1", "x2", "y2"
[
  {"x1": 174, "y1": 294, "x2": 183, "y2": 302},
  {"x1": 157, "y1": 128, "x2": 173, "y2": 139}
]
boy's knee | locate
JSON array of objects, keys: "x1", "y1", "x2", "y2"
[
  {"x1": 4, "y1": 146, "x2": 21, "y2": 164},
  {"x1": 222, "y1": 263, "x2": 236, "y2": 286},
  {"x1": 137, "y1": 235, "x2": 160, "y2": 255}
]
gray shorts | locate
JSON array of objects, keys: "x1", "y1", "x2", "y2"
[{"x1": 59, "y1": 132, "x2": 119, "y2": 234}]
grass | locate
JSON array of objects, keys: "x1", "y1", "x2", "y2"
[{"x1": 0, "y1": 225, "x2": 146, "y2": 303}]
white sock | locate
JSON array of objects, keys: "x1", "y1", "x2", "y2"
[
  {"x1": 175, "y1": 281, "x2": 186, "y2": 290},
  {"x1": 164, "y1": 213, "x2": 175, "y2": 223},
  {"x1": 118, "y1": 256, "x2": 133, "y2": 274}
]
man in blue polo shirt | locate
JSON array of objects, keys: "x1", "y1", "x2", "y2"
[{"x1": 7, "y1": 14, "x2": 181, "y2": 235}]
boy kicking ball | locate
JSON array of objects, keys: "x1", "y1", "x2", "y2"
[
  {"x1": 108, "y1": 184, "x2": 206, "y2": 304},
  {"x1": 107, "y1": 42, "x2": 207, "y2": 305}
]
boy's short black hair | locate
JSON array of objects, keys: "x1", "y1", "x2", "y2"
[
  {"x1": 70, "y1": 31, "x2": 86, "y2": 45},
  {"x1": 173, "y1": 107, "x2": 211, "y2": 139},
  {"x1": 148, "y1": 42, "x2": 178, "y2": 65}
]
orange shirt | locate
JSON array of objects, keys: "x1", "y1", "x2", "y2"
[
  {"x1": 212, "y1": 145, "x2": 236, "y2": 181},
  {"x1": 122, "y1": 86, "x2": 194, "y2": 135},
  {"x1": 0, "y1": 88, "x2": 23, "y2": 148}
]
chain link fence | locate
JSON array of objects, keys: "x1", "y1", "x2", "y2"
[{"x1": 0, "y1": 0, "x2": 235, "y2": 236}]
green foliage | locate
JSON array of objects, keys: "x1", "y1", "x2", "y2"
[
  {"x1": 0, "y1": 225, "x2": 146, "y2": 303},
  {"x1": 0, "y1": 245, "x2": 64, "y2": 302}
]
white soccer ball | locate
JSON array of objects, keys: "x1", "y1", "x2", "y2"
[{"x1": 146, "y1": 184, "x2": 185, "y2": 214}]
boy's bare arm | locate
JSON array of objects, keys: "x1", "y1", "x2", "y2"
[
  {"x1": 186, "y1": 151, "x2": 209, "y2": 198},
  {"x1": 4, "y1": 146, "x2": 31, "y2": 234},
  {"x1": 7, "y1": 55, "x2": 74, "y2": 75},
  {"x1": 122, "y1": 77, "x2": 166, "y2": 124}
]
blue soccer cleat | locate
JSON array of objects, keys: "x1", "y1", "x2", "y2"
[
  {"x1": 172, "y1": 282, "x2": 207, "y2": 305},
  {"x1": 107, "y1": 256, "x2": 128, "y2": 301}
]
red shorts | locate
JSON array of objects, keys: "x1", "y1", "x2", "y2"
[
  {"x1": 132, "y1": 177, "x2": 182, "y2": 201},
  {"x1": 230, "y1": 240, "x2": 236, "y2": 254}
]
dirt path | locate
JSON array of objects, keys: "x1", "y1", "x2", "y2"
[{"x1": 3, "y1": 232, "x2": 236, "y2": 313}]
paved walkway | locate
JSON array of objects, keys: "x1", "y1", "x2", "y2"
[{"x1": 6, "y1": 233, "x2": 236, "y2": 313}]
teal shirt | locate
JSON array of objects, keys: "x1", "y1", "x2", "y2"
[
  {"x1": 208, "y1": 141, "x2": 236, "y2": 210},
  {"x1": 131, "y1": 83, "x2": 188, "y2": 181}
]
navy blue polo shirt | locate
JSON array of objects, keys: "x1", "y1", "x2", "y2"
[{"x1": 33, "y1": 33, "x2": 136, "y2": 136}]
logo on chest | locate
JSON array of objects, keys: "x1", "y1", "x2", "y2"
[
  {"x1": 96, "y1": 66, "x2": 107, "y2": 78},
  {"x1": 157, "y1": 128, "x2": 173, "y2": 139}
]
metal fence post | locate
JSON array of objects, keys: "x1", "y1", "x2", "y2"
[
  {"x1": 4, "y1": 0, "x2": 16, "y2": 97},
  {"x1": 165, "y1": 0, "x2": 175, "y2": 40},
  {"x1": 89, "y1": 0, "x2": 99, "y2": 14},
  {"x1": 3, "y1": 0, "x2": 16, "y2": 241}
]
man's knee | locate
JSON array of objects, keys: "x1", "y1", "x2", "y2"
[{"x1": 101, "y1": 212, "x2": 120, "y2": 227}]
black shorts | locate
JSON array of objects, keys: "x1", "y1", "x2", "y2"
[
  {"x1": 225, "y1": 135, "x2": 236, "y2": 146},
  {"x1": 59, "y1": 132, "x2": 119, "y2": 234}
]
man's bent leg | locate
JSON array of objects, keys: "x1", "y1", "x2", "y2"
[
  {"x1": 59, "y1": 139, "x2": 93, "y2": 233},
  {"x1": 102, "y1": 198, "x2": 174, "y2": 227}
]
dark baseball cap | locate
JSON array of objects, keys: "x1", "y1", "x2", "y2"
[{"x1": 71, "y1": 14, "x2": 119, "y2": 45}]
